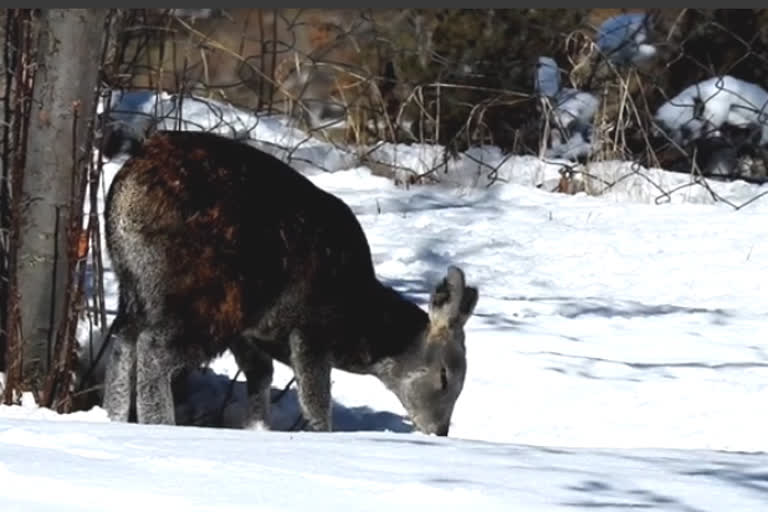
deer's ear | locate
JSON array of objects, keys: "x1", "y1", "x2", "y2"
[
  {"x1": 429, "y1": 266, "x2": 477, "y2": 327},
  {"x1": 458, "y1": 286, "x2": 478, "y2": 326}
]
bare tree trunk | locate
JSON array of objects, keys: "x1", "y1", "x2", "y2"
[
  {"x1": 14, "y1": 9, "x2": 106, "y2": 393},
  {"x1": 0, "y1": 9, "x2": 10, "y2": 375}
]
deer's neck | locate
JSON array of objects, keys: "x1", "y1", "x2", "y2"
[{"x1": 331, "y1": 282, "x2": 428, "y2": 375}]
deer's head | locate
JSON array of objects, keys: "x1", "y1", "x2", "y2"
[{"x1": 378, "y1": 266, "x2": 478, "y2": 436}]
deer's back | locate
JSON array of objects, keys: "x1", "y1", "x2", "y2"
[{"x1": 105, "y1": 131, "x2": 377, "y2": 356}]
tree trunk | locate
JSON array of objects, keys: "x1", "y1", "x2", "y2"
[{"x1": 15, "y1": 9, "x2": 106, "y2": 392}]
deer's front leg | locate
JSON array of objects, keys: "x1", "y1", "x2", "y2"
[
  {"x1": 229, "y1": 334, "x2": 274, "y2": 430},
  {"x1": 288, "y1": 330, "x2": 332, "y2": 432}
]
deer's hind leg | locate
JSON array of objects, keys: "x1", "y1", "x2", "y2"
[
  {"x1": 135, "y1": 320, "x2": 186, "y2": 425},
  {"x1": 103, "y1": 311, "x2": 138, "y2": 423}
]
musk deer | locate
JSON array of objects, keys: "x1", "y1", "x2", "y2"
[{"x1": 102, "y1": 130, "x2": 478, "y2": 436}]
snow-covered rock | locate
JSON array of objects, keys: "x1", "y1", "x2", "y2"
[
  {"x1": 654, "y1": 75, "x2": 768, "y2": 146},
  {"x1": 535, "y1": 57, "x2": 599, "y2": 160},
  {"x1": 534, "y1": 56, "x2": 561, "y2": 98},
  {"x1": 596, "y1": 13, "x2": 657, "y2": 65}
]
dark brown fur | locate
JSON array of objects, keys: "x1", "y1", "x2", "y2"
[
  {"x1": 108, "y1": 130, "x2": 416, "y2": 353},
  {"x1": 103, "y1": 130, "x2": 477, "y2": 433}
]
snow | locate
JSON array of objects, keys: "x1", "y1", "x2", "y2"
[
  {"x1": 2, "y1": 417, "x2": 768, "y2": 511},
  {"x1": 535, "y1": 13, "x2": 659, "y2": 161},
  {"x1": 654, "y1": 75, "x2": 768, "y2": 146},
  {"x1": 535, "y1": 56, "x2": 561, "y2": 98},
  {"x1": 544, "y1": 89, "x2": 599, "y2": 160},
  {"x1": 534, "y1": 58, "x2": 599, "y2": 161},
  {"x1": 4, "y1": 90, "x2": 768, "y2": 510},
  {"x1": 536, "y1": 11, "x2": 661, "y2": 161},
  {"x1": 550, "y1": 89, "x2": 599, "y2": 134},
  {"x1": 102, "y1": 90, "x2": 357, "y2": 174},
  {"x1": 596, "y1": 13, "x2": 657, "y2": 65}
]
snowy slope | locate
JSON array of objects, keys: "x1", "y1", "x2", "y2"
[
  {"x1": 1, "y1": 414, "x2": 768, "y2": 511},
  {"x1": 2, "y1": 92, "x2": 768, "y2": 510}
]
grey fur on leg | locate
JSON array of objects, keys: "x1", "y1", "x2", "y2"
[
  {"x1": 103, "y1": 324, "x2": 136, "y2": 422},
  {"x1": 229, "y1": 336, "x2": 274, "y2": 430},
  {"x1": 289, "y1": 330, "x2": 332, "y2": 432},
  {"x1": 135, "y1": 325, "x2": 178, "y2": 425}
]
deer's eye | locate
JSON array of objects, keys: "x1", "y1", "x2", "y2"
[{"x1": 440, "y1": 367, "x2": 448, "y2": 390}]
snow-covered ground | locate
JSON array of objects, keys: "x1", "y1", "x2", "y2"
[
  {"x1": 2, "y1": 413, "x2": 767, "y2": 511},
  {"x1": 3, "y1": 92, "x2": 768, "y2": 510}
]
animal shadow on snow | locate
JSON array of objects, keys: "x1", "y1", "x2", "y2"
[
  {"x1": 471, "y1": 311, "x2": 523, "y2": 331},
  {"x1": 680, "y1": 461, "x2": 768, "y2": 498},
  {"x1": 383, "y1": 273, "x2": 520, "y2": 332},
  {"x1": 560, "y1": 452, "x2": 768, "y2": 510},
  {"x1": 173, "y1": 368, "x2": 414, "y2": 434},
  {"x1": 172, "y1": 268, "x2": 476, "y2": 434},
  {"x1": 559, "y1": 301, "x2": 729, "y2": 323},
  {"x1": 562, "y1": 478, "x2": 699, "y2": 510},
  {"x1": 379, "y1": 276, "x2": 432, "y2": 305},
  {"x1": 522, "y1": 296, "x2": 732, "y2": 323},
  {"x1": 392, "y1": 191, "x2": 504, "y2": 217},
  {"x1": 517, "y1": 297, "x2": 755, "y2": 382}
]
